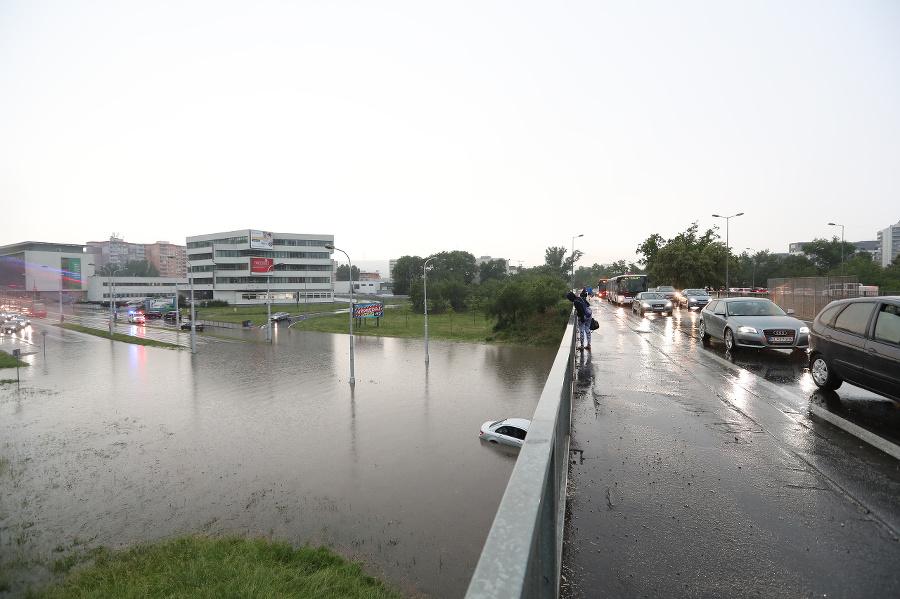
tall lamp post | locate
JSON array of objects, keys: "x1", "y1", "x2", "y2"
[
  {"x1": 571, "y1": 234, "x2": 583, "y2": 290},
  {"x1": 828, "y1": 222, "x2": 845, "y2": 278},
  {"x1": 423, "y1": 257, "x2": 435, "y2": 364},
  {"x1": 745, "y1": 248, "x2": 756, "y2": 288},
  {"x1": 712, "y1": 213, "x2": 743, "y2": 293},
  {"x1": 97, "y1": 265, "x2": 124, "y2": 336},
  {"x1": 325, "y1": 244, "x2": 354, "y2": 385},
  {"x1": 187, "y1": 262, "x2": 197, "y2": 354}
]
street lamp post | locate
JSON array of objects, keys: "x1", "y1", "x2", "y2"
[
  {"x1": 712, "y1": 213, "x2": 744, "y2": 293},
  {"x1": 325, "y1": 244, "x2": 355, "y2": 385},
  {"x1": 187, "y1": 263, "x2": 197, "y2": 354},
  {"x1": 423, "y1": 257, "x2": 435, "y2": 364},
  {"x1": 746, "y1": 248, "x2": 756, "y2": 288},
  {"x1": 98, "y1": 265, "x2": 124, "y2": 336},
  {"x1": 828, "y1": 222, "x2": 845, "y2": 278},
  {"x1": 571, "y1": 234, "x2": 583, "y2": 290}
]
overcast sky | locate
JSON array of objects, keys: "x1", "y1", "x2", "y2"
[{"x1": 2, "y1": 0, "x2": 898, "y2": 274}]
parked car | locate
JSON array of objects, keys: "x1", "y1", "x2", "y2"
[
  {"x1": 180, "y1": 321, "x2": 204, "y2": 332},
  {"x1": 128, "y1": 312, "x2": 146, "y2": 324},
  {"x1": 808, "y1": 297, "x2": 900, "y2": 400},
  {"x1": 270, "y1": 312, "x2": 290, "y2": 322},
  {"x1": 679, "y1": 289, "x2": 711, "y2": 311},
  {"x1": 632, "y1": 292, "x2": 673, "y2": 317},
  {"x1": 699, "y1": 297, "x2": 809, "y2": 352},
  {"x1": 479, "y1": 418, "x2": 531, "y2": 448}
]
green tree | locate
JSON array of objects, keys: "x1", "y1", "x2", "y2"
[
  {"x1": 120, "y1": 260, "x2": 159, "y2": 277},
  {"x1": 391, "y1": 255, "x2": 424, "y2": 295},
  {"x1": 429, "y1": 250, "x2": 478, "y2": 284},
  {"x1": 479, "y1": 259, "x2": 508, "y2": 283},
  {"x1": 335, "y1": 264, "x2": 360, "y2": 282},
  {"x1": 802, "y1": 237, "x2": 858, "y2": 276}
]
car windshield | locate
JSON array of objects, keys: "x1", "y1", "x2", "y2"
[
  {"x1": 657, "y1": 287, "x2": 675, "y2": 292},
  {"x1": 684, "y1": 289, "x2": 706, "y2": 296},
  {"x1": 642, "y1": 293, "x2": 664, "y2": 299},
  {"x1": 727, "y1": 301, "x2": 786, "y2": 317}
]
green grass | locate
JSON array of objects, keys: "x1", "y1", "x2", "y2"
[
  {"x1": 0, "y1": 349, "x2": 27, "y2": 369},
  {"x1": 30, "y1": 536, "x2": 406, "y2": 599},
  {"x1": 294, "y1": 302, "x2": 571, "y2": 347},
  {"x1": 56, "y1": 324, "x2": 183, "y2": 349}
]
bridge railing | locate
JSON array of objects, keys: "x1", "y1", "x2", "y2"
[{"x1": 465, "y1": 315, "x2": 576, "y2": 599}]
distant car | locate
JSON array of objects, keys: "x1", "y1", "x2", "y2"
[
  {"x1": 1, "y1": 320, "x2": 21, "y2": 334},
  {"x1": 180, "y1": 321, "x2": 204, "y2": 332},
  {"x1": 479, "y1": 418, "x2": 531, "y2": 448},
  {"x1": 808, "y1": 296, "x2": 900, "y2": 400},
  {"x1": 145, "y1": 311, "x2": 163, "y2": 319},
  {"x1": 679, "y1": 289, "x2": 711, "y2": 311},
  {"x1": 128, "y1": 312, "x2": 146, "y2": 324},
  {"x1": 12, "y1": 315, "x2": 30, "y2": 328},
  {"x1": 270, "y1": 312, "x2": 290, "y2": 322},
  {"x1": 699, "y1": 297, "x2": 809, "y2": 352},
  {"x1": 164, "y1": 311, "x2": 180, "y2": 322},
  {"x1": 655, "y1": 286, "x2": 677, "y2": 301},
  {"x1": 632, "y1": 292, "x2": 673, "y2": 317}
]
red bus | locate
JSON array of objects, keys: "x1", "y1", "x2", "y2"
[
  {"x1": 596, "y1": 279, "x2": 609, "y2": 299},
  {"x1": 6, "y1": 299, "x2": 47, "y2": 317}
]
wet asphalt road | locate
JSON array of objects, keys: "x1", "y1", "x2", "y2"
[{"x1": 562, "y1": 299, "x2": 900, "y2": 598}]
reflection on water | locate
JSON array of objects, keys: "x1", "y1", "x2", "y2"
[{"x1": 0, "y1": 327, "x2": 555, "y2": 598}]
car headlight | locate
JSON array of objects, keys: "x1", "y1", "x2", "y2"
[
  {"x1": 665, "y1": 301, "x2": 673, "y2": 308},
  {"x1": 641, "y1": 302, "x2": 651, "y2": 308},
  {"x1": 799, "y1": 326, "x2": 809, "y2": 334},
  {"x1": 737, "y1": 326, "x2": 758, "y2": 334}
]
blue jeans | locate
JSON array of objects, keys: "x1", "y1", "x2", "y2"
[{"x1": 579, "y1": 318, "x2": 591, "y2": 348}]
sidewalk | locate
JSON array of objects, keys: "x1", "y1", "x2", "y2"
[{"x1": 560, "y1": 301, "x2": 900, "y2": 598}]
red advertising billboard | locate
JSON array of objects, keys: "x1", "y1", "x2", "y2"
[
  {"x1": 251, "y1": 258, "x2": 273, "y2": 274},
  {"x1": 355, "y1": 303, "x2": 384, "y2": 318}
]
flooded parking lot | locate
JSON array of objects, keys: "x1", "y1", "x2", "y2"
[{"x1": 1, "y1": 325, "x2": 556, "y2": 597}]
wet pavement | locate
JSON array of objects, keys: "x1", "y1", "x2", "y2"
[
  {"x1": 562, "y1": 299, "x2": 900, "y2": 598},
  {"x1": 1, "y1": 314, "x2": 556, "y2": 598}
]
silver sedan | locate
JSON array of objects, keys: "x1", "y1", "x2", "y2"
[{"x1": 699, "y1": 297, "x2": 809, "y2": 352}]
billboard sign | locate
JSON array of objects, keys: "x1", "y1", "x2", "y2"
[
  {"x1": 355, "y1": 303, "x2": 384, "y2": 318},
  {"x1": 251, "y1": 258, "x2": 274, "y2": 274},
  {"x1": 250, "y1": 230, "x2": 274, "y2": 250},
  {"x1": 61, "y1": 257, "x2": 82, "y2": 290}
]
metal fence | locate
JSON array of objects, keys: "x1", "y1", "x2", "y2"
[
  {"x1": 768, "y1": 276, "x2": 868, "y2": 321},
  {"x1": 465, "y1": 316, "x2": 576, "y2": 599}
]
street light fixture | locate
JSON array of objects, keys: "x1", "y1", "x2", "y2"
[
  {"x1": 571, "y1": 234, "x2": 583, "y2": 290},
  {"x1": 828, "y1": 222, "x2": 845, "y2": 278},
  {"x1": 712, "y1": 213, "x2": 744, "y2": 293},
  {"x1": 324, "y1": 244, "x2": 355, "y2": 385},
  {"x1": 95, "y1": 264, "x2": 125, "y2": 336},
  {"x1": 423, "y1": 257, "x2": 436, "y2": 364}
]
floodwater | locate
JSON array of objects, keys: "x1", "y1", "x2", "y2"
[{"x1": 1, "y1": 325, "x2": 556, "y2": 598}]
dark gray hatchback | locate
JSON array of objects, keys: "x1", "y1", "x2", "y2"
[{"x1": 808, "y1": 296, "x2": 900, "y2": 400}]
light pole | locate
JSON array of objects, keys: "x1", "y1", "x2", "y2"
[
  {"x1": 325, "y1": 244, "x2": 355, "y2": 385},
  {"x1": 745, "y1": 248, "x2": 756, "y2": 288},
  {"x1": 187, "y1": 263, "x2": 197, "y2": 354},
  {"x1": 98, "y1": 265, "x2": 124, "y2": 336},
  {"x1": 423, "y1": 257, "x2": 435, "y2": 364},
  {"x1": 265, "y1": 261, "x2": 285, "y2": 342},
  {"x1": 571, "y1": 234, "x2": 583, "y2": 290},
  {"x1": 712, "y1": 213, "x2": 743, "y2": 293},
  {"x1": 828, "y1": 222, "x2": 845, "y2": 278}
]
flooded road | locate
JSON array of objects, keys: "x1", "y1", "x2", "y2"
[{"x1": 1, "y1": 321, "x2": 556, "y2": 598}]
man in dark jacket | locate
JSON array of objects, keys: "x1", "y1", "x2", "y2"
[{"x1": 566, "y1": 292, "x2": 592, "y2": 350}]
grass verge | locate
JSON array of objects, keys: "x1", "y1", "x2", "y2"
[
  {"x1": 0, "y1": 350, "x2": 27, "y2": 369},
  {"x1": 57, "y1": 324, "x2": 183, "y2": 349},
  {"x1": 29, "y1": 536, "x2": 406, "y2": 599},
  {"x1": 294, "y1": 302, "x2": 571, "y2": 347}
]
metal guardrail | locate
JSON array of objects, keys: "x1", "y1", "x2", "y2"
[{"x1": 466, "y1": 315, "x2": 576, "y2": 599}]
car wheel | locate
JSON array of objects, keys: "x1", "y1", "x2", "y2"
[
  {"x1": 699, "y1": 320, "x2": 711, "y2": 345},
  {"x1": 724, "y1": 328, "x2": 738, "y2": 352},
  {"x1": 810, "y1": 354, "x2": 843, "y2": 390}
]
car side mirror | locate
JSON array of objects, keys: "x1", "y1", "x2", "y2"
[
  {"x1": 714, "y1": 309, "x2": 726, "y2": 316},
  {"x1": 786, "y1": 309, "x2": 795, "y2": 315}
]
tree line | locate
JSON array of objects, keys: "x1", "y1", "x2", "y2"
[{"x1": 604, "y1": 221, "x2": 900, "y2": 291}]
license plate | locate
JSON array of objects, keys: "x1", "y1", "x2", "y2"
[{"x1": 769, "y1": 336, "x2": 793, "y2": 343}]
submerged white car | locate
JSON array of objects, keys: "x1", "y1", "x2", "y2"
[{"x1": 479, "y1": 418, "x2": 531, "y2": 447}]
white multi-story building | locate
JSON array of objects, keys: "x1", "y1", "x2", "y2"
[
  {"x1": 185, "y1": 229, "x2": 335, "y2": 306},
  {"x1": 876, "y1": 220, "x2": 900, "y2": 267}
]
